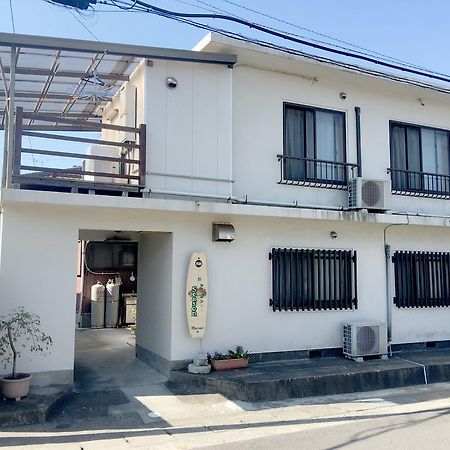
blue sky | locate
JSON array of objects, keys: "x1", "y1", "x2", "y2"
[
  {"x1": 1, "y1": 0, "x2": 450, "y2": 171},
  {"x1": 1, "y1": 0, "x2": 449, "y2": 75}
]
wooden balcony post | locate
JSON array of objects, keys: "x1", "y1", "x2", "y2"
[
  {"x1": 139, "y1": 123, "x2": 147, "y2": 187},
  {"x1": 12, "y1": 106, "x2": 23, "y2": 182}
]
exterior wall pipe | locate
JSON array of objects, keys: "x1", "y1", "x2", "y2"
[
  {"x1": 228, "y1": 66, "x2": 233, "y2": 199},
  {"x1": 355, "y1": 106, "x2": 362, "y2": 177},
  {"x1": 383, "y1": 216, "x2": 410, "y2": 352},
  {"x1": 148, "y1": 188, "x2": 345, "y2": 211}
]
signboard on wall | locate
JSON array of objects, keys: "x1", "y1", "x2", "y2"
[{"x1": 186, "y1": 252, "x2": 208, "y2": 338}]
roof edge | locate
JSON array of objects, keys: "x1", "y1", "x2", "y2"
[{"x1": 0, "y1": 32, "x2": 236, "y2": 66}]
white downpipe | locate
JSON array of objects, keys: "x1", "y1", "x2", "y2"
[
  {"x1": 228, "y1": 66, "x2": 233, "y2": 199},
  {"x1": 383, "y1": 216, "x2": 410, "y2": 352}
]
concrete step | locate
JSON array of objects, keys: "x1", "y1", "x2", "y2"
[
  {"x1": 170, "y1": 350, "x2": 450, "y2": 402},
  {"x1": 0, "y1": 386, "x2": 71, "y2": 428}
]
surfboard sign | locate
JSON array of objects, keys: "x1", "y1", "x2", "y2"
[{"x1": 186, "y1": 252, "x2": 208, "y2": 339}]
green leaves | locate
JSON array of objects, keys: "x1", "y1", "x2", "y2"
[
  {"x1": 209, "y1": 345, "x2": 251, "y2": 361},
  {"x1": 0, "y1": 306, "x2": 53, "y2": 378}
]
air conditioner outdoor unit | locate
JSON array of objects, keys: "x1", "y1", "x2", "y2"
[
  {"x1": 348, "y1": 178, "x2": 391, "y2": 210},
  {"x1": 343, "y1": 322, "x2": 388, "y2": 362}
]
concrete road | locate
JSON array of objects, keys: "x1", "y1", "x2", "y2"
[
  {"x1": 2, "y1": 330, "x2": 450, "y2": 449},
  {"x1": 2, "y1": 382, "x2": 450, "y2": 449}
]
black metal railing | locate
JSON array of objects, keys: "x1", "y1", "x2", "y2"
[
  {"x1": 388, "y1": 168, "x2": 450, "y2": 198},
  {"x1": 393, "y1": 251, "x2": 450, "y2": 308},
  {"x1": 269, "y1": 248, "x2": 358, "y2": 312},
  {"x1": 277, "y1": 154, "x2": 358, "y2": 189}
]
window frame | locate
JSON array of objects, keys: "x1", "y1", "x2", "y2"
[
  {"x1": 270, "y1": 247, "x2": 358, "y2": 312},
  {"x1": 389, "y1": 120, "x2": 450, "y2": 195},
  {"x1": 282, "y1": 102, "x2": 348, "y2": 186},
  {"x1": 392, "y1": 250, "x2": 450, "y2": 308}
]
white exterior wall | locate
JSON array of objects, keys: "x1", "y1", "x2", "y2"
[
  {"x1": 0, "y1": 205, "x2": 78, "y2": 385},
  {"x1": 144, "y1": 60, "x2": 232, "y2": 196},
  {"x1": 3, "y1": 191, "x2": 450, "y2": 380},
  {"x1": 137, "y1": 232, "x2": 173, "y2": 365},
  {"x1": 5, "y1": 37, "x2": 450, "y2": 383},
  {"x1": 231, "y1": 63, "x2": 450, "y2": 216}
]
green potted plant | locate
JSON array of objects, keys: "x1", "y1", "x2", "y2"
[
  {"x1": 0, "y1": 307, "x2": 53, "y2": 401},
  {"x1": 208, "y1": 345, "x2": 251, "y2": 371}
]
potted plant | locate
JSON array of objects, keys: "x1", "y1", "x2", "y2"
[
  {"x1": 209, "y1": 345, "x2": 251, "y2": 371},
  {"x1": 0, "y1": 307, "x2": 53, "y2": 401}
]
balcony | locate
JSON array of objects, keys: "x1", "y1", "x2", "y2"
[
  {"x1": 277, "y1": 154, "x2": 358, "y2": 189},
  {"x1": 388, "y1": 168, "x2": 450, "y2": 198},
  {"x1": 8, "y1": 107, "x2": 146, "y2": 196}
]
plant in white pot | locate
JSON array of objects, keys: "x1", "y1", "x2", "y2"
[{"x1": 0, "y1": 307, "x2": 53, "y2": 401}]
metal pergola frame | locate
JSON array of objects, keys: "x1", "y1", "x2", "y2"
[{"x1": 0, "y1": 32, "x2": 236, "y2": 188}]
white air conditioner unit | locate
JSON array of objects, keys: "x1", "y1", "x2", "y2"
[
  {"x1": 343, "y1": 322, "x2": 388, "y2": 362},
  {"x1": 348, "y1": 178, "x2": 391, "y2": 210}
]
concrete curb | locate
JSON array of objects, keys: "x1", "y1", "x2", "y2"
[
  {"x1": 170, "y1": 354, "x2": 450, "y2": 402},
  {"x1": 0, "y1": 387, "x2": 72, "y2": 428}
]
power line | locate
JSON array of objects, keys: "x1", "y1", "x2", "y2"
[
  {"x1": 105, "y1": 2, "x2": 450, "y2": 95},
  {"x1": 97, "y1": 0, "x2": 450, "y2": 85},
  {"x1": 9, "y1": 0, "x2": 15, "y2": 33},
  {"x1": 65, "y1": 6, "x2": 99, "y2": 41},
  {"x1": 214, "y1": 0, "x2": 449, "y2": 78}
]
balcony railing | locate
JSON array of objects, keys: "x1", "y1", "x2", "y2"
[
  {"x1": 388, "y1": 168, "x2": 450, "y2": 198},
  {"x1": 277, "y1": 154, "x2": 358, "y2": 189},
  {"x1": 9, "y1": 107, "x2": 146, "y2": 195}
]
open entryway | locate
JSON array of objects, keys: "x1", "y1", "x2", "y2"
[{"x1": 73, "y1": 229, "x2": 173, "y2": 393}]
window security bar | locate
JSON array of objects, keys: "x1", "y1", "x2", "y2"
[
  {"x1": 393, "y1": 251, "x2": 450, "y2": 308},
  {"x1": 388, "y1": 168, "x2": 450, "y2": 198},
  {"x1": 277, "y1": 154, "x2": 359, "y2": 189},
  {"x1": 270, "y1": 248, "x2": 358, "y2": 312}
]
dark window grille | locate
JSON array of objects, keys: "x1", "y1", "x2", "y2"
[
  {"x1": 270, "y1": 248, "x2": 358, "y2": 312},
  {"x1": 393, "y1": 251, "x2": 450, "y2": 308}
]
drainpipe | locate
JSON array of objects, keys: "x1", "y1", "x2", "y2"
[
  {"x1": 228, "y1": 66, "x2": 233, "y2": 199},
  {"x1": 355, "y1": 107, "x2": 362, "y2": 178},
  {"x1": 383, "y1": 217, "x2": 410, "y2": 354}
]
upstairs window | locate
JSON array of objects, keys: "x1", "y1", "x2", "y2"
[
  {"x1": 282, "y1": 103, "x2": 347, "y2": 185},
  {"x1": 390, "y1": 122, "x2": 450, "y2": 195}
]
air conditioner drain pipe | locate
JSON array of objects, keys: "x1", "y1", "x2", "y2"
[
  {"x1": 394, "y1": 356, "x2": 428, "y2": 385},
  {"x1": 383, "y1": 215, "x2": 410, "y2": 356}
]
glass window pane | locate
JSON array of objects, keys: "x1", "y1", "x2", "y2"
[
  {"x1": 422, "y1": 128, "x2": 449, "y2": 193},
  {"x1": 316, "y1": 110, "x2": 344, "y2": 182},
  {"x1": 284, "y1": 107, "x2": 305, "y2": 180},
  {"x1": 390, "y1": 125, "x2": 407, "y2": 190},
  {"x1": 406, "y1": 127, "x2": 421, "y2": 190},
  {"x1": 316, "y1": 110, "x2": 344, "y2": 161}
]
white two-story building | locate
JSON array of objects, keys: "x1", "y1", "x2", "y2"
[{"x1": 2, "y1": 31, "x2": 450, "y2": 386}]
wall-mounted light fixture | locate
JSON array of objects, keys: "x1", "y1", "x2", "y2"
[
  {"x1": 339, "y1": 92, "x2": 347, "y2": 100},
  {"x1": 418, "y1": 98, "x2": 425, "y2": 106},
  {"x1": 166, "y1": 77, "x2": 178, "y2": 89},
  {"x1": 330, "y1": 231, "x2": 338, "y2": 239},
  {"x1": 212, "y1": 223, "x2": 235, "y2": 242}
]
